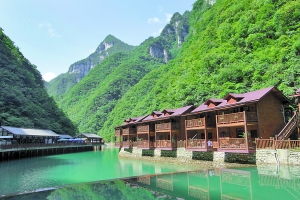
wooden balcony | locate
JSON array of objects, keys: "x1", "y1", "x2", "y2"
[
  {"x1": 137, "y1": 125, "x2": 149, "y2": 134},
  {"x1": 155, "y1": 140, "x2": 177, "y2": 148},
  {"x1": 155, "y1": 122, "x2": 179, "y2": 132},
  {"x1": 186, "y1": 139, "x2": 216, "y2": 151},
  {"x1": 185, "y1": 118, "x2": 205, "y2": 129},
  {"x1": 217, "y1": 112, "x2": 257, "y2": 125},
  {"x1": 122, "y1": 128, "x2": 136, "y2": 135},
  {"x1": 218, "y1": 138, "x2": 256, "y2": 150},
  {"x1": 137, "y1": 140, "x2": 154, "y2": 148}
]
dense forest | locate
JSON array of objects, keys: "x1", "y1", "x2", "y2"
[
  {"x1": 99, "y1": 0, "x2": 300, "y2": 141},
  {"x1": 0, "y1": 28, "x2": 77, "y2": 135},
  {"x1": 53, "y1": 12, "x2": 191, "y2": 137}
]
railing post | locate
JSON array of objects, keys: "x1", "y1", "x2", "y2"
[{"x1": 288, "y1": 138, "x2": 291, "y2": 149}]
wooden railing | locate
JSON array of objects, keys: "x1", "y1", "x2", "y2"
[
  {"x1": 276, "y1": 111, "x2": 298, "y2": 140},
  {"x1": 177, "y1": 140, "x2": 186, "y2": 148},
  {"x1": 155, "y1": 140, "x2": 177, "y2": 148},
  {"x1": 255, "y1": 138, "x2": 275, "y2": 149},
  {"x1": 155, "y1": 122, "x2": 179, "y2": 132},
  {"x1": 122, "y1": 128, "x2": 136, "y2": 135},
  {"x1": 0, "y1": 143, "x2": 88, "y2": 150},
  {"x1": 155, "y1": 123, "x2": 171, "y2": 131},
  {"x1": 137, "y1": 125, "x2": 149, "y2": 133},
  {"x1": 122, "y1": 141, "x2": 132, "y2": 148},
  {"x1": 218, "y1": 138, "x2": 252, "y2": 149},
  {"x1": 187, "y1": 139, "x2": 206, "y2": 149},
  {"x1": 255, "y1": 138, "x2": 300, "y2": 150},
  {"x1": 217, "y1": 112, "x2": 257, "y2": 125},
  {"x1": 186, "y1": 118, "x2": 205, "y2": 129},
  {"x1": 137, "y1": 140, "x2": 154, "y2": 148}
]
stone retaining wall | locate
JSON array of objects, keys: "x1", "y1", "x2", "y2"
[{"x1": 119, "y1": 148, "x2": 300, "y2": 165}]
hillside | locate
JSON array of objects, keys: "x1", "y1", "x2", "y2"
[
  {"x1": 57, "y1": 12, "x2": 191, "y2": 135},
  {"x1": 0, "y1": 28, "x2": 77, "y2": 135},
  {"x1": 99, "y1": 0, "x2": 300, "y2": 141},
  {"x1": 46, "y1": 35, "x2": 135, "y2": 98}
]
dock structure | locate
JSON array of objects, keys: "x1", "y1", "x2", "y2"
[{"x1": 0, "y1": 127, "x2": 104, "y2": 162}]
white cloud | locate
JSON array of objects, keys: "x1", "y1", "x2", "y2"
[
  {"x1": 148, "y1": 17, "x2": 160, "y2": 24},
  {"x1": 39, "y1": 22, "x2": 61, "y2": 38},
  {"x1": 165, "y1": 13, "x2": 172, "y2": 23},
  {"x1": 42, "y1": 72, "x2": 56, "y2": 82},
  {"x1": 153, "y1": 28, "x2": 163, "y2": 37}
]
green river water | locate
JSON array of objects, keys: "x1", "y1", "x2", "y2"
[{"x1": 1, "y1": 147, "x2": 300, "y2": 199}]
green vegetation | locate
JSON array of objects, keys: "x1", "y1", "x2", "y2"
[
  {"x1": 46, "y1": 35, "x2": 135, "y2": 98},
  {"x1": 100, "y1": 0, "x2": 300, "y2": 141},
  {"x1": 56, "y1": 12, "x2": 190, "y2": 138},
  {"x1": 0, "y1": 28, "x2": 77, "y2": 134}
]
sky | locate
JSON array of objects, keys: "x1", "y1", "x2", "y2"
[{"x1": 0, "y1": 0, "x2": 196, "y2": 81}]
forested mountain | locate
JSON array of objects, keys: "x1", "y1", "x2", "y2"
[
  {"x1": 45, "y1": 35, "x2": 135, "y2": 98},
  {"x1": 56, "y1": 12, "x2": 191, "y2": 135},
  {"x1": 0, "y1": 29, "x2": 77, "y2": 135},
  {"x1": 99, "y1": 0, "x2": 300, "y2": 141}
]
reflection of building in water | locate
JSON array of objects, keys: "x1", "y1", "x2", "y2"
[
  {"x1": 156, "y1": 174, "x2": 173, "y2": 191},
  {"x1": 137, "y1": 175, "x2": 151, "y2": 185},
  {"x1": 220, "y1": 169, "x2": 252, "y2": 200},
  {"x1": 187, "y1": 170, "x2": 210, "y2": 200}
]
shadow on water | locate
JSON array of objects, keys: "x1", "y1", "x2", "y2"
[{"x1": 2, "y1": 165, "x2": 300, "y2": 200}]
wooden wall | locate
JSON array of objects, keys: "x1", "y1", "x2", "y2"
[{"x1": 256, "y1": 92, "x2": 285, "y2": 138}]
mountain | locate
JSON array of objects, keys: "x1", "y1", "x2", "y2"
[
  {"x1": 0, "y1": 28, "x2": 77, "y2": 135},
  {"x1": 56, "y1": 11, "x2": 191, "y2": 136},
  {"x1": 99, "y1": 0, "x2": 300, "y2": 141},
  {"x1": 45, "y1": 35, "x2": 135, "y2": 98}
]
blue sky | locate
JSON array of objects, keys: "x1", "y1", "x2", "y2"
[{"x1": 0, "y1": 0, "x2": 195, "y2": 81}]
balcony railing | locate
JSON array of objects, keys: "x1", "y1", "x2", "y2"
[
  {"x1": 155, "y1": 140, "x2": 177, "y2": 148},
  {"x1": 122, "y1": 128, "x2": 136, "y2": 135},
  {"x1": 187, "y1": 139, "x2": 206, "y2": 149},
  {"x1": 186, "y1": 118, "x2": 205, "y2": 129},
  {"x1": 217, "y1": 112, "x2": 257, "y2": 125},
  {"x1": 177, "y1": 140, "x2": 186, "y2": 148},
  {"x1": 137, "y1": 125, "x2": 149, "y2": 133},
  {"x1": 218, "y1": 138, "x2": 255, "y2": 149},
  {"x1": 0, "y1": 143, "x2": 88, "y2": 150},
  {"x1": 155, "y1": 122, "x2": 179, "y2": 132},
  {"x1": 137, "y1": 140, "x2": 154, "y2": 148}
]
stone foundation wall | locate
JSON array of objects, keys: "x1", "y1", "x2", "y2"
[
  {"x1": 288, "y1": 150, "x2": 300, "y2": 165},
  {"x1": 176, "y1": 148, "x2": 192, "y2": 161},
  {"x1": 256, "y1": 149, "x2": 277, "y2": 164}
]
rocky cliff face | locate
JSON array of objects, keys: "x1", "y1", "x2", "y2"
[
  {"x1": 46, "y1": 35, "x2": 135, "y2": 97},
  {"x1": 148, "y1": 11, "x2": 190, "y2": 62},
  {"x1": 68, "y1": 41, "x2": 116, "y2": 82}
]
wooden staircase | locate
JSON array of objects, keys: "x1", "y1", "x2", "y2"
[{"x1": 276, "y1": 111, "x2": 298, "y2": 140}]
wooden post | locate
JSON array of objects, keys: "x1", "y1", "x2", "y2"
[
  {"x1": 204, "y1": 117, "x2": 207, "y2": 150},
  {"x1": 216, "y1": 115, "x2": 220, "y2": 149},
  {"x1": 185, "y1": 119, "x2": 188, "y2": 149},
  {"x1": 244, "y1": 111, "x2": 249, "y2": 150},
  {"x1": 170, "y1": 121, "x2": 172, "y2": 148}
]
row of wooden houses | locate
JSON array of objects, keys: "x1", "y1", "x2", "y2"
[{"x1": 114, "y1": 86, "x2": 299, "y2": 153}]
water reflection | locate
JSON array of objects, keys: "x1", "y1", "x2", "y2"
[{"x1": 4, "y1": 166, "x2": 300, "y2": 200}]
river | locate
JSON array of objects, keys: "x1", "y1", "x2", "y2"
[{"x1": 1, "y1": 147, "x2": 300, "y2": 199}]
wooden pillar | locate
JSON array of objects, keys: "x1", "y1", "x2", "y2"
[
  {"x1": 216, "y1": 115, "x2": 220, "y2": 149},
  {"x1": 244, "y1": 111, "x2": 249, "y2": 150},
  {"x1": 170, "y1": 120, "x2": 172, "y2": 148},
  {"x1": 148, "y1": 124, "x2": 150, "y2": 148},
  {"x1": 204, "y1": 116, "x2": 207, "y2": 149},
  {"x1": 185, "y1": 119, "x2": 188, "y2": 149}
]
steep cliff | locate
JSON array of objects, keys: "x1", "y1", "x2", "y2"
[{"x1": 46, "y1": 35, "x2": 135, "y2": 98}]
